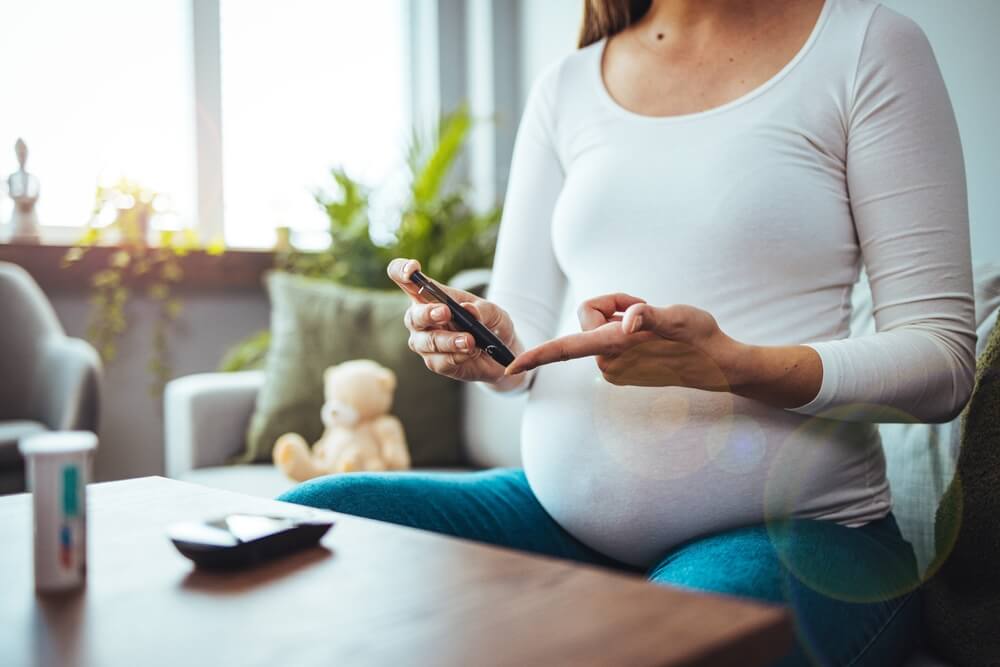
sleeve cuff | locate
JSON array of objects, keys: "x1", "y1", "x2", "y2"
[
  {"x1": 787, "y1": 342, "x2": 840, "y2": 416},
  {"x1": 476, "y1": 367, "x2": 536, "y2": 397}
]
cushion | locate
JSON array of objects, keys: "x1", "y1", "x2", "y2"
[
  {"x1": 180, "y1": 464, "x2": 477, "y2": 500},
  {"x1": 923, "y1": 315, "x2": 1000, "y2": 664},
  {"x1": 462, "y1": 382, "x2": 528, "y2": 469},
  {"x1": 181, "y1": 464, "x2": 297, "y2": 499},
  {"x1": 244, "y1": 272, "x2": 464, "y2": 467},
  {"x1": 0, "y1": 263, "x2": 63, "y2": 422}
]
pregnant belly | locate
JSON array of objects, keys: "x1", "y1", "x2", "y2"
[{"x1": 520, "y1": 357, "x2": 889, "y2": 567}]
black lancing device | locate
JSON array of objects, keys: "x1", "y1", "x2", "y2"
[{"x1": 409, "y1": 270, "x2": 515, "y2": 367}]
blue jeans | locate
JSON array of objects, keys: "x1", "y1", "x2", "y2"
[{"x1": 279, "y1": 468, "x2": 921, "y2": 666}]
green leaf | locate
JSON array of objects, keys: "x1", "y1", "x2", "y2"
[
  {"x1": 225, "y1": 104, "x2": 499, "y2": 317},
  {"x1": 148, "y1": 283, "x2": 169, "y2": 300},
  {"x1": 165, "y1": 298, "x2": 183, "y2": 319},
  {"x1": 111, "y1": 250, "x2": 131, "y2": 268},
  {"x1": 218, "y1": 330, "x2": 271, "y2": 372},
  {"x1": 412, "y1": 105, "x2": 472, "y2": 205}
]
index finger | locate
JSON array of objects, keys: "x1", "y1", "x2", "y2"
[
  {"x1": 387, "y1": 258, "x2": 481, "y2": 306},
  {"x1": 506, "y1": 324, "x2": 621, "y2": 374},
  {"x1": 387, "y1": 258, "x2": 425, "y2": 302}
]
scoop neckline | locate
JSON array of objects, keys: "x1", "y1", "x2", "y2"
[{"x1": 593, "y1": 0, "x2": 832, "y2": 123}]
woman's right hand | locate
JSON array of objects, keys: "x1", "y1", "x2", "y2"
[{"x1": 388, "y1": 258, "x2": 523, "y2": 387}]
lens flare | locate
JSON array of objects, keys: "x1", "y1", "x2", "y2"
[
  {"x1": 591, "y1": 377, "x2": 740, "y2": 481},
  {"x1": 763, "y1": 403, "x2": 931, "y2": 603},
  {"x1": 706, "y1": 414, "x2": 767, "y2": 475}
]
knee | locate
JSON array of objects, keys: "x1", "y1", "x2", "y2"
[
  {"x1": 649, "y1": 562, "x2": 784, "y2": 602},
  {"x1": 277, "y1": 473, "x2": 390, "y2": 514},
  {"x1": 648, "y1": 526, "x2": 786, "y2": 603}
]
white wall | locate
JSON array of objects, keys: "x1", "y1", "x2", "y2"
[
  {"x1": 517, "y1": 0, "x2": 1000, "y2": 263},
  {"x1": 880, "y1": 0, "x2": 1000, "y2": 263},
  {"x1": 518, "y1": 0, "x2": 580, "y2": 104}
]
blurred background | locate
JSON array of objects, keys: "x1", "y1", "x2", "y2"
[
  {"x1": 0, "y1": 0, "x2": 585, "y2": 251},
  {"x1": 1, "y1": 0, "x2": 997, "y2": 485}
]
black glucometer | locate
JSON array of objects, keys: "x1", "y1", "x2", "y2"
[
  {"x1": 167, "y1": 514, "x2": 333, "y2": 570},
  {"x1": 410, "y1": 270, "x2": 516, "y2": 367}
]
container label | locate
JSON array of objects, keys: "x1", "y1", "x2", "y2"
[
  {"x1": 62, "y1": 465, "x2": 78, "y2": 517},
  {"x1": 60, "y1": 464, "x2": 79, "y2": 570}
]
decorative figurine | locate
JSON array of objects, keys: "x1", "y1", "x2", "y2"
[{"x1": 5, "y1": 138, "x2": 42, "y2": 243}]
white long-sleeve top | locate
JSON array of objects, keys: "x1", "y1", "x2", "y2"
[{"x1": 487, "y1": 0, "x2": 976, "y2": 566}]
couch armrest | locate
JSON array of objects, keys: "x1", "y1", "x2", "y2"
[
  {"x1": 164, "y1": 371, "x2": 264, "y2": 477},
  {"x1": 36, "y1": 335, "x2": 102, "y2": 433},
  {"x1": 449, "y1": 268, "x2": 492, "y2": 295}
]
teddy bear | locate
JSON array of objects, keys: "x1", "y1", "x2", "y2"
[{"x1": 272, "y1": 359, "x2": 411, "y2": 482}]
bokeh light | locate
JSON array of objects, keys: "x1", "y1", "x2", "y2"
[{"x1": 763, "y1": 403, "x2": 933, "y2": 604}]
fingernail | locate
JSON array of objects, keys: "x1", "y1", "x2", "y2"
[
  {"x1": 630, "y1": 315, "x2": 643, "y2": 333},
  {"x1": 404, "y1": 260, "x2": 417, "y2": 276},
  {"x1": 432, "y1": 306, "x2": 447, "y2": 321},
  {"x1": 456, "y1": 337, "x2": 468, "y2": 350}
]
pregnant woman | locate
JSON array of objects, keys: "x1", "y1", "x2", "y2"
[{"x1": 280, "y1": 0, "x2": 975, "y2": 663}]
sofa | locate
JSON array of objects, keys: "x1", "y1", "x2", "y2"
[
  {"x1": 165, "y1": 264, "x2": 999, "y2": 666},
  {"x1": 0, "y1": 262, "x2": 102, "y2": 494}
]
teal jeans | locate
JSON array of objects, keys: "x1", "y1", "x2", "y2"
[{"x1": 279, "y1": 468, "x2": 921, "y2": 666}]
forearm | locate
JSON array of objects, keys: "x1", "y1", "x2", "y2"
[
  {"x1": 728, "y1": 343, "x2": 822, "y2": 410},
  {"x1": 725, "y1": 332, "x2": 973, "y2": 422},
  {"x1": 789, "y1": 330, "x2": 974, "y2": 423}
]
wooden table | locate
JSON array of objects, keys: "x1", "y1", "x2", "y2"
[{"x1": 0, "y1": 477, "x2": 792, "y2": 666}]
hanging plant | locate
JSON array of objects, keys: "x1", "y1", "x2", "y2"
[{"x1": 62, "y1": 178, "x2": 224, "y2": 395}]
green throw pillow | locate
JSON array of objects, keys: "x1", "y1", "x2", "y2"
[
  {"x1": 243, "y1": 272, "x2": 465, "y2": 467},
  {"x1": 924, "y1": 314, "x2": 1000, "y2": 665}
]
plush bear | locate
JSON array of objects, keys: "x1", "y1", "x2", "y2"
[{"x1": 272, "y1": 359, "x2": 411, "y2": 482}]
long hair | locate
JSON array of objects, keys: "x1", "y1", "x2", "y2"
[{"x1": 578, "y1": 0, "x2": 653, "y2": 48}]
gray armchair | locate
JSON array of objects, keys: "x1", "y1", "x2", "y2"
[{"x1": 0, "y1": 261, "x2": 102, "y2": 494}]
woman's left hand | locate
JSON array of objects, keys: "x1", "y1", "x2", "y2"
[{"x1": 505, "y1": 293, "x2": 745, "y2": 392}]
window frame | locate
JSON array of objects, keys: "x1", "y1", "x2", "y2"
[
  {"x1": 188, "y1": 0, "x2": 520, "y2": 247},
  {"x1": 1, "y1": 1, "x2": 522, "y2": 248}
]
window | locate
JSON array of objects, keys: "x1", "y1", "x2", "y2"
[
  {"x1": 1, "y1": 0, "x2": 411, "y2": 249},
  {"x1": 218, "y1": 0, "x2": 410, "y2": 249},
  {"x1": 0, "y1": 0, "x2": 194, "y2": 239}
]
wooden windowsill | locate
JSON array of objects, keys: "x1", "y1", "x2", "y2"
[{"x1": 0, "y1": 243, "x2": 276, "y2": 292}]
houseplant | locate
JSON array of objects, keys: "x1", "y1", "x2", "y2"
[{"x1": 62, "y1": 178, "x2": 224, "y2": 394}]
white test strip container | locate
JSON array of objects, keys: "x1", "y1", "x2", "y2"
[{"x1": 18, "y1": 432, "x2": 97, "y2": 593}]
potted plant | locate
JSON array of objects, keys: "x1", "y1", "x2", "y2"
[{"x1": 220, "y1": 106, "x2": 501, "y2": 371}]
